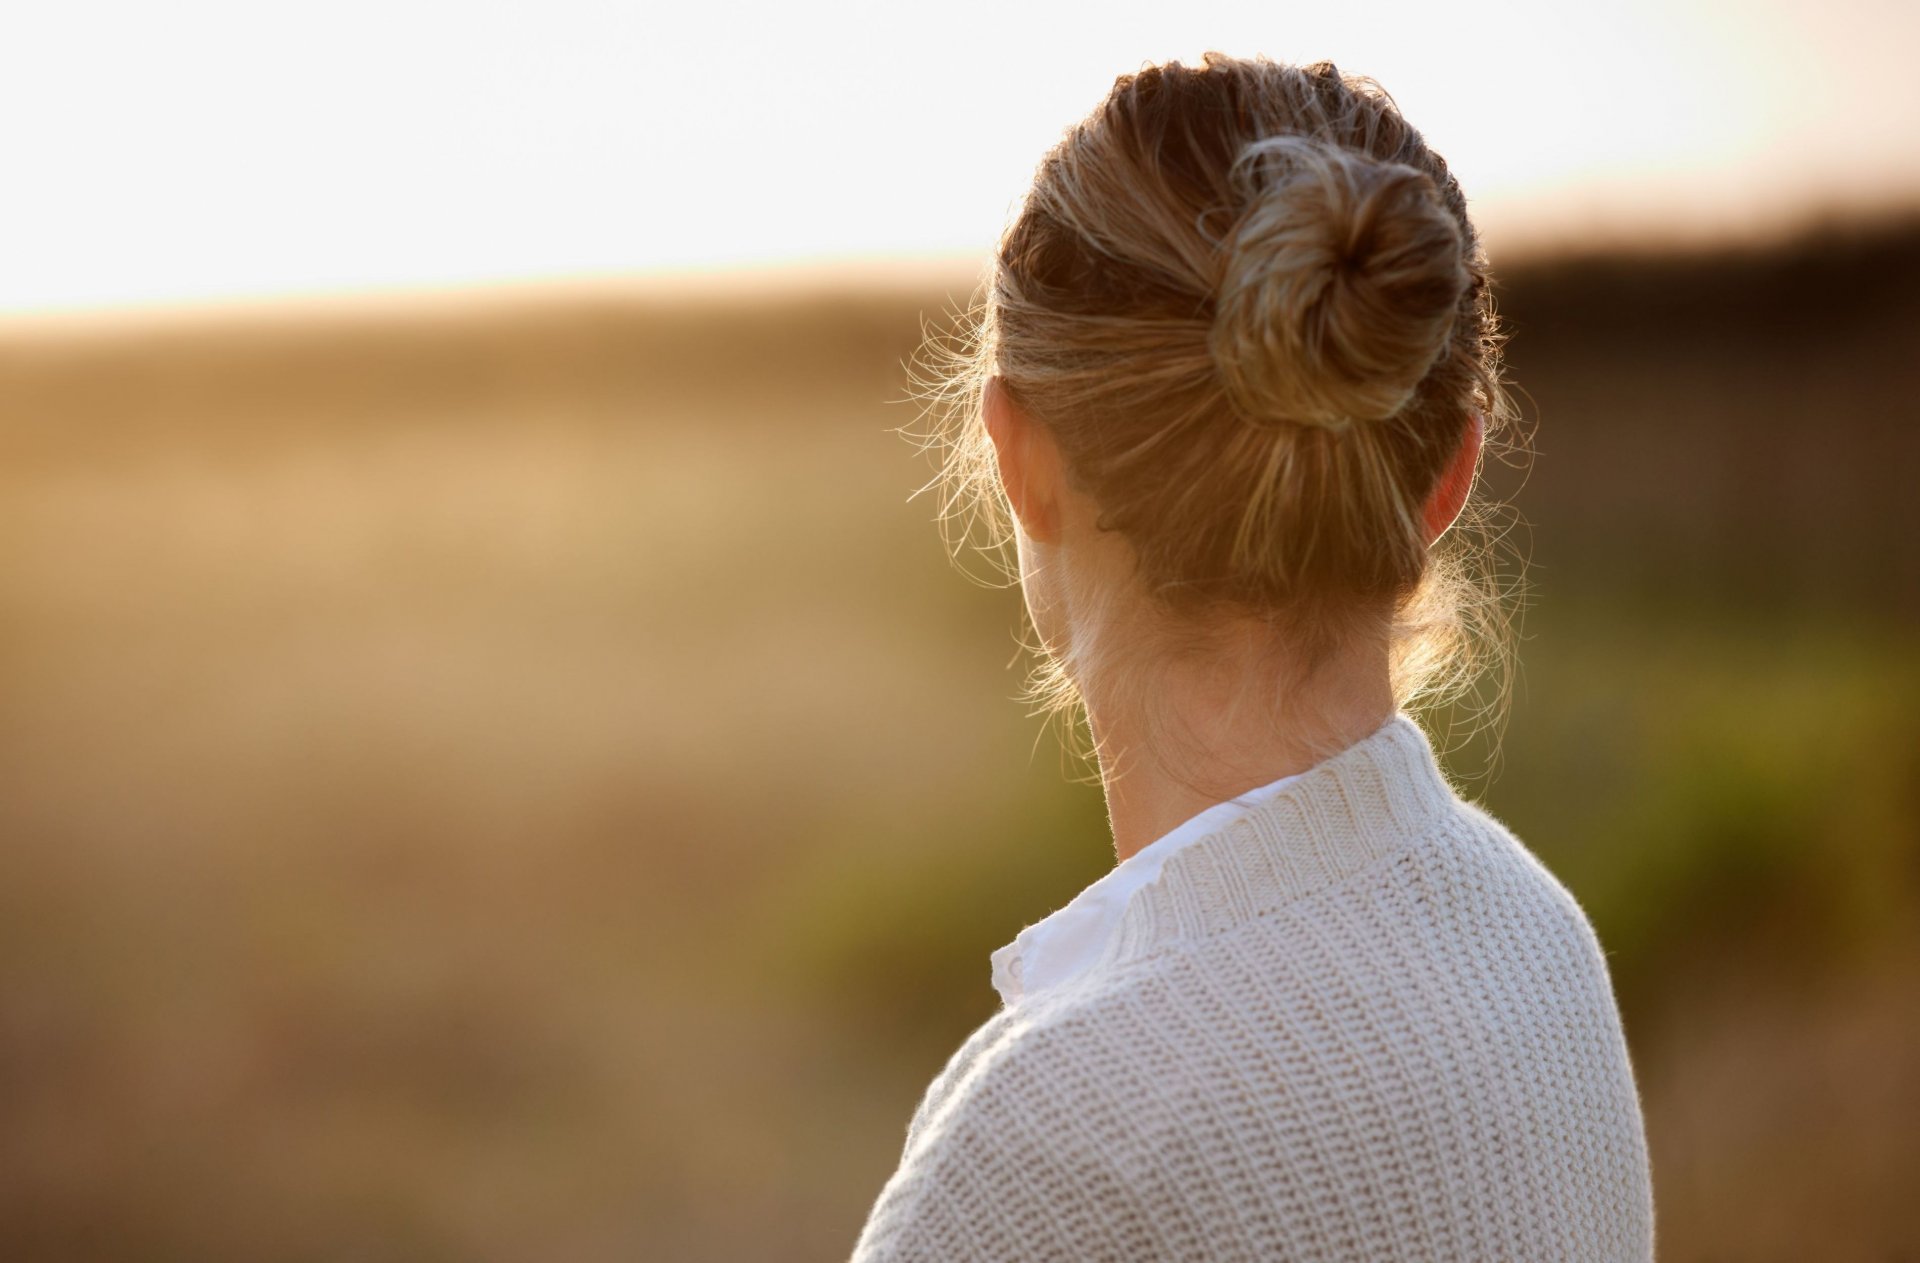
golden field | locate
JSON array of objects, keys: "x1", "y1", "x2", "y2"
[{"x1": 0, "y1": 215, "x2": 1916, "y2": 1261}]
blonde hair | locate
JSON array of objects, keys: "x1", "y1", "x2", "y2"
[{"x1": 908, "y1": 52, "x2": 1529, "y2": 769}]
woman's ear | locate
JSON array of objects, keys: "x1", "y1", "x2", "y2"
[
  {"x1": 982, "y1": 375, "x2": 1065, "y2": 544},
  {"x1": 1422, "y1": 410, "x2": 1484, "y2": 546}
]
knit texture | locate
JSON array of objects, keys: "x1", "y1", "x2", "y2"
[{"x1": 849, "y1": 712, "x2": 1655, "y2": 1261}]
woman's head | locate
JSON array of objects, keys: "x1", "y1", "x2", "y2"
[{"x1": 914, "y1": 52, "x2": 1525, "y2": 766}]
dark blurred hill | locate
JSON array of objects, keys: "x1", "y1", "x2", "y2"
[
  {"x1": 1491, "y1": 209, "x2": 1920, "y2": 616},
  {"x1": 5, "y1": 209, "x2": 1916, "y2": 615}
]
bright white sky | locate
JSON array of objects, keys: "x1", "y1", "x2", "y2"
[{"x1": 2, "y1": 0, "x2": 1916, "y2": 315}]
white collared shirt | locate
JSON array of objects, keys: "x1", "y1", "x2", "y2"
[{"x1": 989, "y1": 766, "x2": 1310, "y2": 1006}]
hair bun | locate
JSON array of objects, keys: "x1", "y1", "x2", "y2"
[{"x1": 1210, "y1": 134, "x2": 1470, "y2": 430}]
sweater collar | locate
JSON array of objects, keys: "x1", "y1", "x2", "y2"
[
  {"x1": 990, "y1": 763, "x2": 1312, "y2": 1007},
  {"x1": 1084, "y1": 709, "x2": 1461, "y2": 981}
]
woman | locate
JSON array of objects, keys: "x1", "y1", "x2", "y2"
[{"x1": 852, "y1": 53, "x2": 1654, "y2": 1261}]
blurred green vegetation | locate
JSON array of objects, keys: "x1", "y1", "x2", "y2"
[{"x1": 0, "y1": 214, "x2": 1915, "y2": 1261}]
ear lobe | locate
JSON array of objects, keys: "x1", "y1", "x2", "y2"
[
  {"x1": 982, "y1": 375, "x2": 1063, "y2": 543},
  {"x1": 1422, "y1": 411, "x2": 1483, "y2": 545}
]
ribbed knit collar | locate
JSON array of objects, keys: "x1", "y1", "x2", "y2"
[
  {"x1": 991, "y1": 763, "x2": 1313, "y2": 1007},
  {"x1": 1077, "y1": 709, "x2": 1461, "y2": 984}
]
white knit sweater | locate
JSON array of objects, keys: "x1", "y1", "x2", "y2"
[{"x1": 850, "y1": 711, "x2": 1655, "y2": 1261}]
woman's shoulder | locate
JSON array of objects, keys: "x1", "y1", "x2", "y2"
[
  {"x1": 1107, "y1": 800, "x2": 1630, "y2": 1050},
  {"x1": 929, "y1": 802, "x2": 1632, "y2": 1141},
  {"x1": 856, "y1": 802, "x2": 1653, "y2": 1261}
]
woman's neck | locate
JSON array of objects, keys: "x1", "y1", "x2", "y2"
[{"x1": 1083, "y1": 626, "x2": 1396, "y2": 863}]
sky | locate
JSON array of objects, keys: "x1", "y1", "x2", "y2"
[{"x1": 2, "y1": 0, "x2": 1917, "y2": 315}]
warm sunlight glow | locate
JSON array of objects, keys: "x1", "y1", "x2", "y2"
[{"x1": 3, "y1": 0, "x2": 1916, "y2": 314}]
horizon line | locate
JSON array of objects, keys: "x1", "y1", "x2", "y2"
[{"x1": 5, "y1": 195, "x2": 1917, "y2": 341}]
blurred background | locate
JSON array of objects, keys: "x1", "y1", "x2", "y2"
[{"x1": 2, "y1": 2, "x2": 1917, "y2": 1260}]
